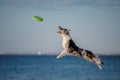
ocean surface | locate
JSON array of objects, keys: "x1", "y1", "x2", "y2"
[{"x1": 0, "y1": 55, "x2": 120, "y2": 80}]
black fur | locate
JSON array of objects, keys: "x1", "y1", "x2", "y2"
[
  {"x1": 69, "y1": 39, "x2": 83, "y2": 53},
  {"x1": 84, "y1": 50, "x2": 95, "y2": 59}
]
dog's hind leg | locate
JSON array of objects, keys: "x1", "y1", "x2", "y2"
[
  {"x1": 56, "y1": 50, "x2": 67, "y2": 59},
  {"x1": 93, "y1": 57, "x2": 104, "y2": 70},
  {"x1": 97, "y1": 64, "x2": 102, "y2": 70}
]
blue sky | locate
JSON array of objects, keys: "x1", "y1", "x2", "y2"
[{"x1": 0, "y1": 0, "x2": 120, "y2": 54}]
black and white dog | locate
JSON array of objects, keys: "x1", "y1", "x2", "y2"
[{"x1": 57, "y1": 26, "x2": 103, "y2": 70}]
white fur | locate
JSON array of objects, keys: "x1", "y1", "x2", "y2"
[
  {"x1": 61, "y1": 35, "x2": 71, "y2": 49},
  {"x1": 56, "y1": 34, "x2": 71, "y2": 59}
]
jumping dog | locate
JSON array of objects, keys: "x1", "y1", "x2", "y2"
[{"x1": 57, "y1": 26, "x2": 104, "y2": 70}]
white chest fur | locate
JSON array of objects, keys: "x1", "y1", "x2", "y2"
[{"x1": 62, "y1": 35, "x2": 71, "y2": 49}]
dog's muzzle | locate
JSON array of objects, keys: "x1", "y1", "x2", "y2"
[{"x1": 57, "y1": 30, "x2": 61, "y2": 34}]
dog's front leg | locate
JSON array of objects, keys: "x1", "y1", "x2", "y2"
[{"x1": 56, "y1": 50, "x2": 67, "y2": 59}]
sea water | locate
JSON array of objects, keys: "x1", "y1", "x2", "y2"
[{"x1": 0, "y1": 55, "x2": 120, "y2": 80}]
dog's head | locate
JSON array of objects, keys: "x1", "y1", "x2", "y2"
[{"x1": 57, "y1": 26, "x2": 70, "y2": 35}]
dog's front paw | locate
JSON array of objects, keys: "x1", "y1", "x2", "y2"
[
  {"x1": 56, "y1": 55, "x2": 62, "y2": 59},
  {"x1": 56, "y1": 56, "x2": 60, "y2": 59}
]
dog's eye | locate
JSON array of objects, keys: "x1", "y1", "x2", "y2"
[{"x1": 64, "y1": 30, "x2": 69, "y2": 34}]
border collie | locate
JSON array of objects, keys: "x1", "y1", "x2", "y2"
[{"x1": 57, "y1": 26, "x2": 103, "y2": 70}]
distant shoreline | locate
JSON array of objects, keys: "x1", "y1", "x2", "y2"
[{"x1": 0, "y1": 54, "x2": 120, "y2": 56}]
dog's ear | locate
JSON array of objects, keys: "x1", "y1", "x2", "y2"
[{"x1": 67, "y1": 29, "x2": 70, "y2": 32}]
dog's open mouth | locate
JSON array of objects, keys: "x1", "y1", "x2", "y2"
[{"x1": 57, "y1": 26, "x2": 62, "y2": 34}]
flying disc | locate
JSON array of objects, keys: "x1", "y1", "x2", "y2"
[{"x1": 32, "y1": 16, "x2": 44, "y2": 22}]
